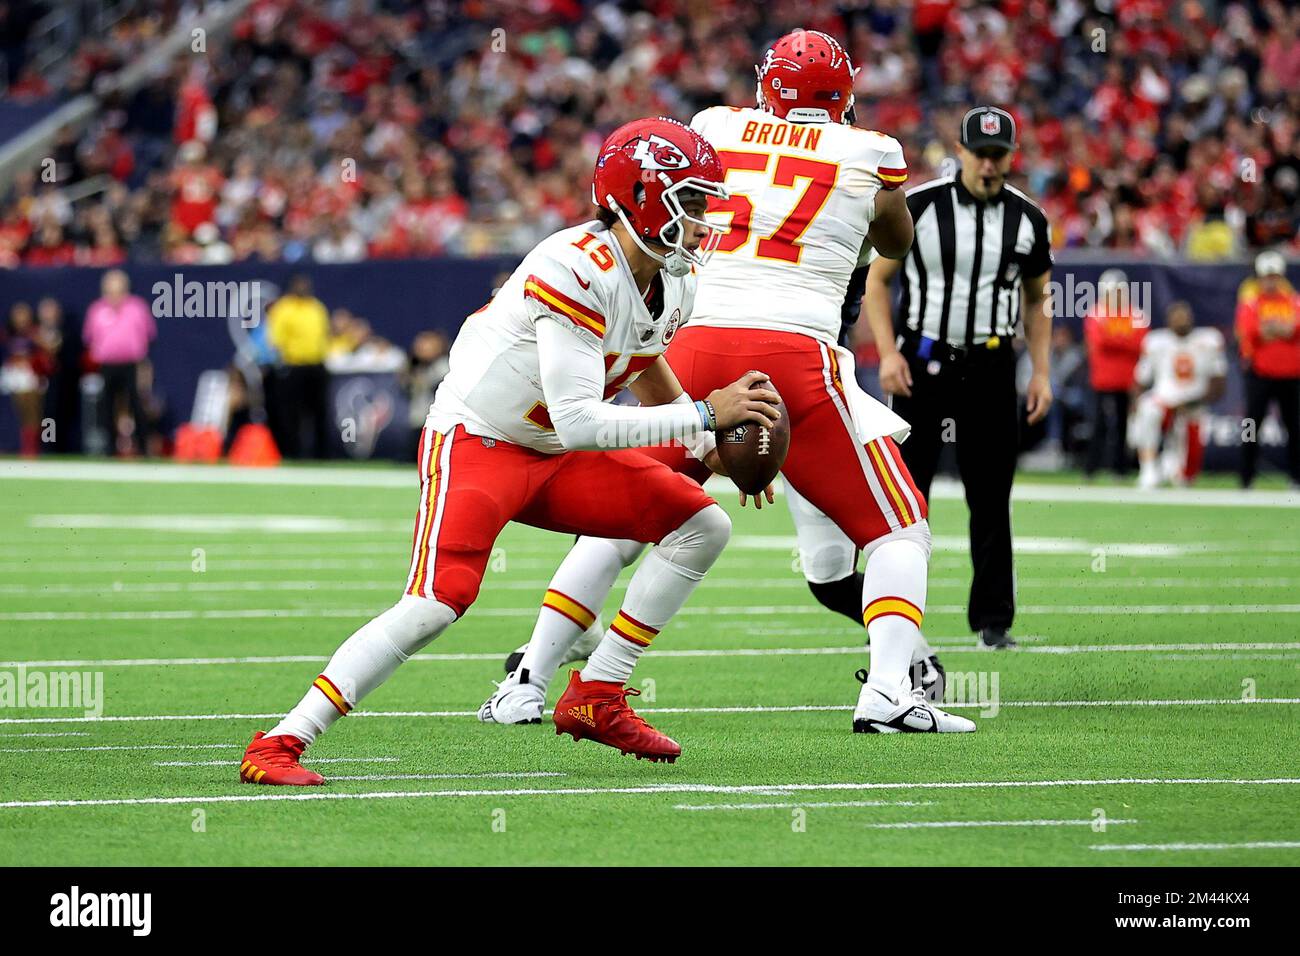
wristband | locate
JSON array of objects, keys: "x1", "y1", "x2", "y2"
[{"x1": 694, "y1": 399, "x2": 717, "y2": 431}]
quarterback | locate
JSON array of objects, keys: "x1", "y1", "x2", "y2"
[
  {"x1": 238, "y1": 116, "x2": 782, "y2": 783},
  {"x1": 484, "y1": 30, "x2": 973, "y2": 735}
]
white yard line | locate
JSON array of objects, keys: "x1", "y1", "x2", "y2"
[
  {"x1": 1091, "y1": 841, "x2": 1300, "y2": 852},
  {"x1": 5, "y1": 576, "x2": 1300, "y2": 598},
  {"x1": 157, "y1": 756, "x2": 399, "y2": 767},
  {"x1": 0, "y1": 731, "x2": 90, "y2": 738},
  {"x1": 1, "y1": 743, "x2": 236, "y2": 754},
  {"x1": 675, "y1": 800, "x2": 937, "y2": 810},
  {"x1": 5, "y1": 603, "x2": 1300, "y2": 622},
  {"x1": 2, "y1": 697, "x2": 1298, "y2": 727},
  {"x1": 27, "y1": 514, "x2": 407, "y2": 534},
  {"x1": 6, "y1": 641, "x2": 1299, "y2": 670},
  {"x1": 863, "y1": 818, "x2": 1138, "y2": 830},
  {"x1": 1, "y1": 778, "x2": 1297, "y2": 811},
  {"x1": 6, "y1": 460, "x2": 1299, "y2": 508},
  {"x1": 328, "y1": 772, "x2": 566, "y2": 782}
]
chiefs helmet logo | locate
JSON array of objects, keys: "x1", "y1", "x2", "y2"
[
  {"x1": 980, "y1": 112, "x2": 1001, "y2": 135},
  {"x1": 627, "y1": 134, "x2": 689, "y2": 171}
]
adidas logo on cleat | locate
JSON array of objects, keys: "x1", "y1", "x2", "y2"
[{"x1": 568, "y1": 703, "x2": 596, "y2": 728}]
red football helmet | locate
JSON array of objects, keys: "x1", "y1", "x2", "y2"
[
  {"x1": 755, "y1": 29, "x2": 857, "y2": 124},
  {"x1": 591, "y1": 116, "x2": 729, "y2": 277}
]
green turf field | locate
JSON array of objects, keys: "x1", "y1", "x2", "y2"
[{"x1": 1, "y1": 459, "x2": 1298, "y2": 866}]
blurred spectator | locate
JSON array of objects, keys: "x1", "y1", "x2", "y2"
[
  {"x1": 403, "y1": 330, "x2": 450, "y2": 455},
  {"x1": 1083, "y1": 269, "x2": 1148, "y2": 477},
  {"x1": 327, "y1": 308, "x2": 363, "y2": 357},
  {"x1": 35, "y1": 296, "x2": 77, "y2": 453},
  {"x1": 82, "y1": 269, "x2": 155, "y2": 456},
  {"x1": 267, "y1": 273, "x2": 330, "y2": 458},
  {"x1": 1236, "y1": 250, "x2": 1300, "y2": 487},
  {"x1": 1, "y1": 301, "x2": 51, "y2": 456},
  {"x1": 2, "y1": 0, "x2": 1296, "y2": 264}
]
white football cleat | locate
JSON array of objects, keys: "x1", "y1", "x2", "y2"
[
  {"x1": 1137, "y1": 464, "x2": 1161, "y2": 490},
  {"x1": 478, "y1": 670, "x2": 546, "y2": 725},
  {"x1": 852, "y1": 679, "x2": 976, "y2": 734}
]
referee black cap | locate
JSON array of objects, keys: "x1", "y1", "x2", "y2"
[{"x1": 960, "y1": 106, "x2": 1017, "y2": 152}]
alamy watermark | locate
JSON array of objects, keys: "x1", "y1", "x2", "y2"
[
  {"x1": 151, "y1": 273, "x2": 264, "y2": 327},
  {"x1": 0, "y1": 666, "x2": 104, "y2": 717},
  {"x1": 1047, "y1": 273, "x2": 1152, "y2": 321}
]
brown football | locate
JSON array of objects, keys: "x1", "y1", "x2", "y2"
[{"x1": 715, "y1": 400, "x2": 791, "y2": 495}]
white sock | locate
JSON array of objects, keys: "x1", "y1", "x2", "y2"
[
  {"x1": 863, "y1": 531, "x2": 930, "y2": 699},
  {"x1": 265, "y1": 596, "x2": 456, "y2": 745},
  {"x1": 582, "y1": 505, "x2": 730, "y2": 684},
  {"x1": 519, "y1": 537, "x2": 644, "y2": 692}
]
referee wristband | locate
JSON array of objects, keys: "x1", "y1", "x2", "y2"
[{"x1": 694, "y1": 399, "x2": 717, "y2": 431}]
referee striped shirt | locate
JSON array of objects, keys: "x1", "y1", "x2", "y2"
[{"x1": 898, "y1": 175, "x2": 1052, "y2": 347}]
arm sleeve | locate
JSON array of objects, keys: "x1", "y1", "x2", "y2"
[
  {"x1": 1235, "y1": 299, "x2": 1256, "y2": 357},
  {"x1": 1207, "y1": 331, "x2": 1228, "y2": 376},
  {"x1": 862, "y1": 132, "x2": 908, "y2": 190},
  {"x1": 1023, "y1": 208, "x2": 1053, "y2": 277},
  {"x1": 535, "y1": 317, "x2": 707, "y2": 451},
  {"x1": 1134, "y1": 338, "x2": 1153, "y2": 387}
]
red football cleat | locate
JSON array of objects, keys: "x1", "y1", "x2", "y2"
[
  {"x1": 552, "y1": 670, "x2": 681, "y2": 763},
  {"x1": 239, "y1": 731, "x2": 325, "y2": 786}
]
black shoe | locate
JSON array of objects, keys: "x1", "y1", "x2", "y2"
[
  {"x1": 859, "y1": 655, "x2": 947, "y2": 703},
  {"x1": 978, "y1": 627, "x2": 1017, "y2": 649},
  {"x1": 913, "y1": 654, "x2": 946, "y2": 702}
]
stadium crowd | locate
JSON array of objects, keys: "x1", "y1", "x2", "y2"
[{"x1": 0, "y1": 0, "x2": 1298, "y2": 269}]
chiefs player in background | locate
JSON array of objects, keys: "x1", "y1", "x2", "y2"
[
  {"x1": 1083, "y1": 269, "x2": 1148, "y2": 478},
  {"x1": 484, "y1": 30, "x2": 974, "y2": 736},
  {"x1": 237, "y1": 117, "x2": 783, "y2": 782},
  {"x1": 1132, "y1": 301, "x2": 1227, "y2": 489},
  {"x1": 1236, "y1": 250, "x2": 1300, "y2": 489}
]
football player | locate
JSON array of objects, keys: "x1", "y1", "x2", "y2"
[
  {"x1": 1132, "y1": 300, "x2": 1227, "y2": 489},
  {"x1": 238, "y1": 117, "x2": 783, "y2": 783},
  {"x1": 483, "y1": 29, "x2": 972, "y2": 735}
]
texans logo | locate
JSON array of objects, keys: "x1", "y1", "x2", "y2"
[{"x1": 628, "y1": 134, "x2": 689, "y2": 171}]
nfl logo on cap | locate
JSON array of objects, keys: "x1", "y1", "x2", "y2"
[{"x1": 980, "y1": 111, "x2": 1000, "y2": 135}]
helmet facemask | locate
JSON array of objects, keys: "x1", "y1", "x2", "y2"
[{"x1": 610, "y1": 176, "x2": 730, "y2": 278}]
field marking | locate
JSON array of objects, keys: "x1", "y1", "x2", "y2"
[
  {"x1": 1, "y1": 743, "x2": 236, "y2": 754},
  {"x1": 2, "y1": 778, "x2": 1297, "y2": 811},
  {"x1": 730, "y1": 536, "x2": 1250, "y2": 558},
  {"x1": 7, "y1": 641, "x2": 1299, "y2": 670},
  {"x1": 3, "y1": 697, "x2": 1299, "y2": 727},
  {"x1": 7, "y1": 460, "x2": 1300, "y2": 508},
  {"x1": 6, "y1": 576, "x2": 1300, "y2": 598},
  {"x1": 157, "y1": 756, "x2": 400, "y2": 767},
  {"x1": 1091, "y1": 841, "x2": 1300, "y2": 852},
  {"x1": 0, "y1": 559, "x2": 396, "y2": 574},
  {"x1": 28, "y1": 514, "x2": 406, "y2": 534},
  {"x1": 0, "y1": 731, "x2": 90, "y2": 738},
  {"x1": 6, "y1": 603, "x2": 1300, "y2": 623},
  {"x1": 328, "y1": 772, "x2": 566, "y2": 782},
  {"x1": 675, "y1": 800, "x2": 937, "y2": 810},
  {"x1": 863, "y1": 818, "x2": 1137, "y2": 830}
]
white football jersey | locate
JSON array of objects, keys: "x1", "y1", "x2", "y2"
[
  {"x1": 429, "y1": 222, "x2": 694, "y2": 454},
  {"x1": 687, "y1": 106, "x2": 906, "y2": 344},
  {"x1": 1137, "y1": 327, "x2": 1227, "y2": 407}
]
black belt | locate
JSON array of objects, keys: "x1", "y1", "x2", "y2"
[{"x1": 899, "y1": 330, "x2": 1013, "y2": 373}]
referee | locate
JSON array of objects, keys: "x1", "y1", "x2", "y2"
[{"x1": 864, "y1": 106, "x2": 1054, "y2": 649}]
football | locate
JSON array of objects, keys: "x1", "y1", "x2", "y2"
[{"x1": 715, "y1": 395, "x2": 791, "y2": 495}]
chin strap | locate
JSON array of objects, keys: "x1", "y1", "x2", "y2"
[{"x1": 610, "y1": 196, "x2": 688, "y2": 276}]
